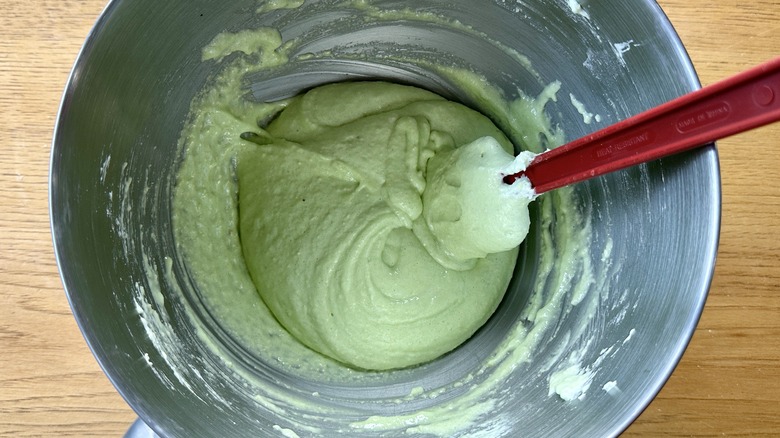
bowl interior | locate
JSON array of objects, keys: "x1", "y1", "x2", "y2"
[{"x1": 50, "y1": 1, "x2": 719, "y2": 436}]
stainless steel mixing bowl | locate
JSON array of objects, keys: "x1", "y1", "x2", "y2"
[{"x1": 50, "y1": 0, "x2": 720, "y2": 436}]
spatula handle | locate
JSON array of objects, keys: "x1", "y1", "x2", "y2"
[{"x1": 520, "y1": 57, "x2": 780, "y2": 194}]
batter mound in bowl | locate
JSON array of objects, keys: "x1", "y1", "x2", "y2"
[{"x1": 237, "y1": 81, "x2": 536, "y2": 370}]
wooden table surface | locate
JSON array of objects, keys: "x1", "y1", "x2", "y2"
[{"x1": 2, "y1": 0, "x2": 779, "y2": 436}]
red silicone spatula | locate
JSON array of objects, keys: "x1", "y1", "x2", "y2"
[{"x1": 503, "y1": 57, "x2": 780, "y2": 193}]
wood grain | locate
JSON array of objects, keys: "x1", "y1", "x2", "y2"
[{"x1": 0, "y1": 0, "x2": 778, "y2": 436}]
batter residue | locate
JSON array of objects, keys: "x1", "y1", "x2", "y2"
[{"x1": 168, "y1": 4, "x2": 602, "y2": 434}]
